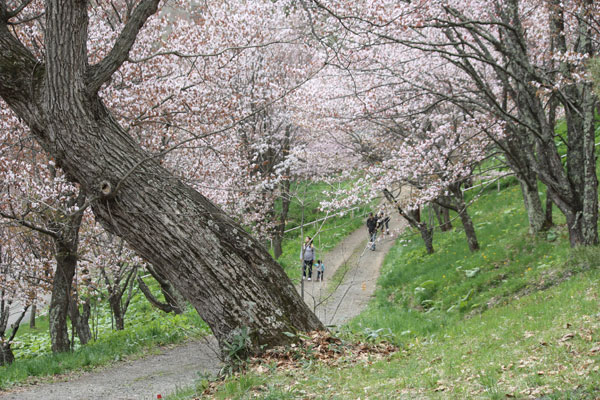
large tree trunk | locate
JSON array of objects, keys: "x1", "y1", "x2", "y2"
[{"x1": 0, "y1": 2, "x2": 323, "y2": 354}]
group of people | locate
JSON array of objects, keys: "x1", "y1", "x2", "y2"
[
  {"x1": 300, "y1": 236, "x2": 325, "y2": 281},
  {"x1": 366, "y1": 210, "x2": 391, "y2": 251},
  {"x1": 300, "y1": 210, "x2": 390, "y2": 280}
]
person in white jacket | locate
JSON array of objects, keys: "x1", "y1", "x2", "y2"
[{"x1": 300, "y1": 236, "x2": 315, "y2": 281}]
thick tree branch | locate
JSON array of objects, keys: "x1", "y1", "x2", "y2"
[
  {"x1": 6, "y1": 0, "x2": 34, "y2": 19},
  {"x1": 136, "y1": 274, "x2": 174, "y2": 313},
  {"x1": 0, "y1": 18, "x2": 42, "y2": 116},
  {"x1": 86, "y1": 0, "x2": 160, "y2": 94}
]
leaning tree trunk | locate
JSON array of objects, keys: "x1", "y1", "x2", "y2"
[{"x1": 0, "y1": 2, "x2": 323, "y2": 354}]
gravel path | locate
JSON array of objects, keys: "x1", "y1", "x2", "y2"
[
  {"x1": 300, "y1": 218, "x2": 406, "y2": 326},
  {"x1": 0, "y1": 218, "x2": 405, "y2": 400}
]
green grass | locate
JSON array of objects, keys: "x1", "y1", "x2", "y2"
[{"x1": 183, "y1": 181, "x2": 600, "y2": 399}]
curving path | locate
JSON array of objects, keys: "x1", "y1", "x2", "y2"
[{"x1": 0, "y1": 218, "x2": 405, "y2": 400}]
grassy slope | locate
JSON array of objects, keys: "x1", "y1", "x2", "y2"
[{"x1": 199, "y1": 183, "x2": 600, "y2": 399}]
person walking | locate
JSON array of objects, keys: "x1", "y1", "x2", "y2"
[
  {"x1": 366, "y1": 212, "x2": 378, "y2": 251},
  {"x1": 301, "y1": 236, "x2": 315, "y2": 281},
  {"x1": 378, "y1": 210, "x2": 391, "y2": 235},
  {"x1": 315, "y1": 259, "x2": 325, "y2": 282}
]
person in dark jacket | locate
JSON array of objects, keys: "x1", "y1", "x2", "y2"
[{"x1": 366, "y1": 213, "x2": 378, "y2": 251}]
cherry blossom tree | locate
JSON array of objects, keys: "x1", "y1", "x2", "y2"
[
  {"x1": 0, "y1": 0, "x2": 324, "y2": 355},
  {"x1": 0, "y1": 101, "x2": 93, "y2": 352},
  {"x1": 302, "y1": 0, "x2": 599, "y2": 245}
]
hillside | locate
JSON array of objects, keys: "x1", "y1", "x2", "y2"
[{"x1": 192, "y1": 182, "x2": 600, "y2": 399}]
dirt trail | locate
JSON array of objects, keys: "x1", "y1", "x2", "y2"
[
  {"x1": 0, "y1": 219, "x2": 405, "y2": 400},
  {"x1": 300, "y1": 218, "x2": 406, "y2": 326}
]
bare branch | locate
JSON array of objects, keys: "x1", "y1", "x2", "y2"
[
  {"x1": 86, "y1": 0, "x2": 160, "y2": 94},
  {"x1": 0, "y1": 211, "x2": 60, "y2": 239}
]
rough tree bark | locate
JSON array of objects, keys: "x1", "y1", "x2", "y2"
[{"x1": 0, "y1": 1, "x2": 323, "y2": 354}]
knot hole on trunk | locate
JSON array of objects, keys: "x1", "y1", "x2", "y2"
[{"x1": 99, "y1": 180, "x2": 115, "y2": 199}]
